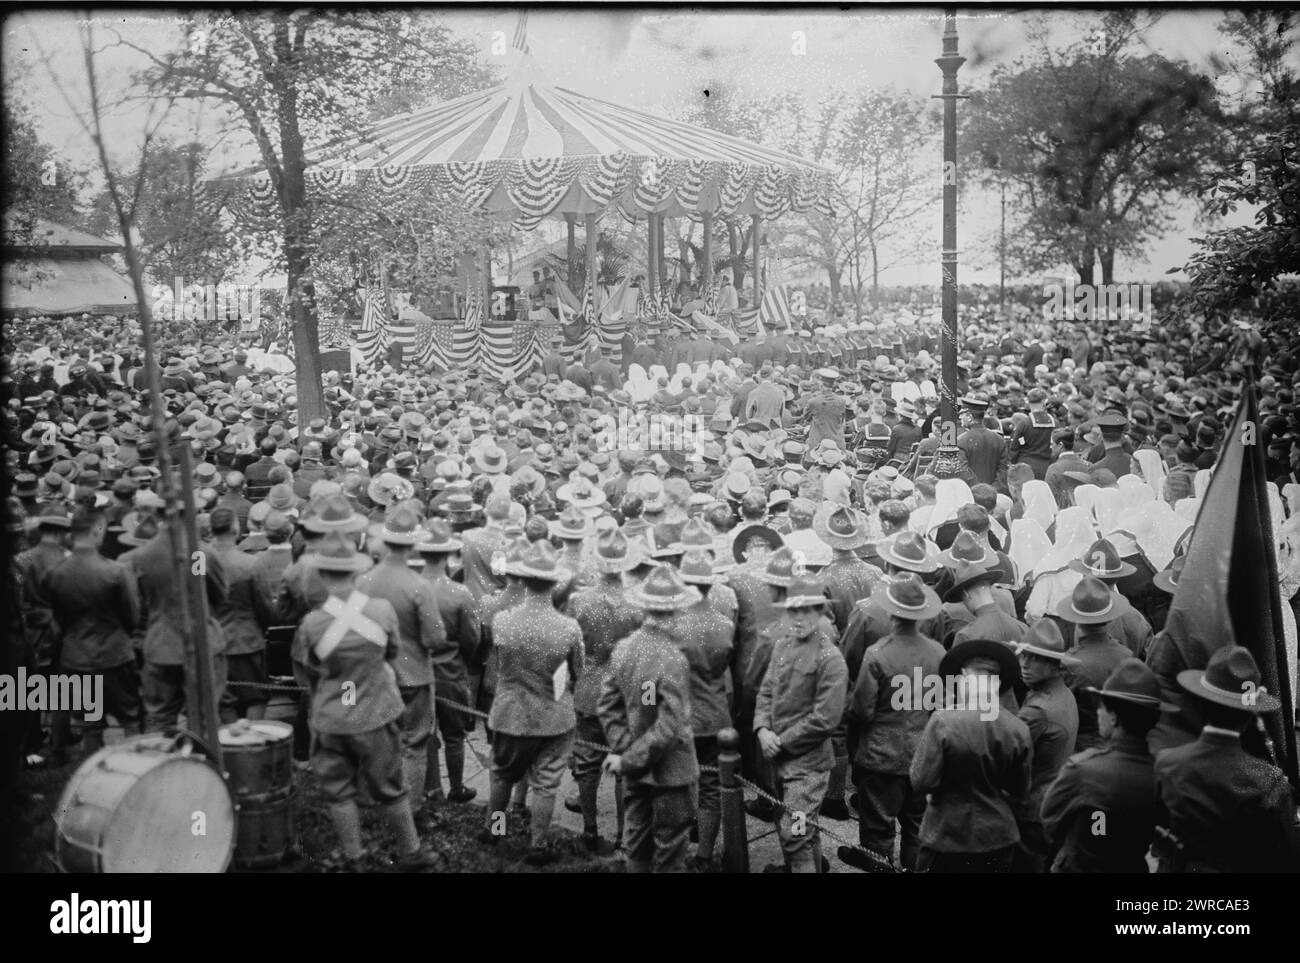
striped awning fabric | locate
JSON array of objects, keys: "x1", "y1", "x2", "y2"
[{"x1": 209, "y1": 56, "x2": 835, "y2": 228}]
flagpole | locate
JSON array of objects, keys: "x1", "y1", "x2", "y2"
[{"x1": 934, "y1": 8, "x2": 967, "y2": 437}]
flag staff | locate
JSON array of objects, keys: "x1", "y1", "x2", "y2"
[{"x1": 933, "y1": 8, "x2": 968, "y2": 437}]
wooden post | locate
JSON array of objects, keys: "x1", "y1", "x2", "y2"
[
  {"x1": 584, "y1": 212, "x2": 599, "y2": 300},
  {"x1": 565, "y1": 213, "x2": 577, "y2": 284},
  {"x1": 701, "y1": 210, "x2": 713, "y2": 295},
  {"x1": 751, "y1": 214, "x2": 762, "y2": 309},
  {"x1": 175, "y1": 445, "x2": 222, "y2": 768},
  {"x1": 718, "y1": 727, "x2": 749, "y2": 874},
  {"x1": 646, "y1": 214, "x2": 657, "y2": 300}
]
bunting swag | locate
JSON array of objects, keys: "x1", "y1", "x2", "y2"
[
  {"x1": 407, "y1": 292, "x2": 483, "y2": 372},
  {"x1": 354, "y1": 287, "x2": 391, "y2": 366},
  {"x1": 1147, "y1": 380, "x2": 1298, "y2": 784}
]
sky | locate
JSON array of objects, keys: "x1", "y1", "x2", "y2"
[{"x1": 3, "y1": 6, "x2": 1272, "y2": 288}]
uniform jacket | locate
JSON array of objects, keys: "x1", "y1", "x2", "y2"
[
  {"x1": 250, "y1": 544, "x2": 294, "y2": 626},
  {"x1": 804, "y1": 391, "x2": 847, "y2": 450},
  {"x1": 755, "y1": 625, "x2": 848, "y2": 773},
  {"x1": 296, "y1": 591, "x2": 404, "y2": 735},
  {"x1": 488, "y1": 596, "x2": 583, "y2": 737},
  {"x1": 1017, "y1": 675, "x2": 1079, "y2": 812},
  {"x1": 120, "y1": 531, "x2": 227, "y2": 664},
  {"x1": 671, "y1": 598, "x2": 735, "y2": 736},
  {"x1": 840, "y1": 597, "x2": 944, "y2": 682},
  {"x1": 910, "y1": 705, "x2": 1033, "y2": 853},
  {"x1": 356, "y1": 559, "x2": 445, "y2": 689},
  {"x1": 599, "y1": 620, "x2": 699, "y2": 787},
  {"x1": 950, "y1": 602, "x2": 1027, "y2": 648},
  {"x1": 1041, "y1": 733, "x2": 1155, "y2": 873},
  {"x1": 44, "y1": 546, "x2": 139, "y2": 670},
  {"x1": 1066, "y1": 635, "x2": 1132, "y2": 750},
  {"x1": 460, "y1": 523, "x2": 510, "y2": 600},
  {"x1": 820, "y1": 553, "x2": 886, "y2": 635},
  {"x1": 957, "y1": 425, "x2": 1009, "y2": 489},
  {"x1": 564, "y1": 580, "x2": 643, "y2": 717},
  {"x1": 848, "y1": 631, "x2": 946, "y2": 775},
  {"x1": 423, "y1": 570, "x2": 480, "y2": 688},
  {"x1": 1153, "y1": 728, "x2": 1300, "y2": 872},
  {"x1": 211, "y1": 543, "x2": 268, "y2": 655}
]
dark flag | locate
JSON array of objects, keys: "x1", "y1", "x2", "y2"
[{"x1": 1146, "y1": 378, "x2": 1298, "y2": 787}]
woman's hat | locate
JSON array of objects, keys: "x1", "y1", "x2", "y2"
[
  {"x1": 309, "y1": 529, "x2": 374, "y2": 573},
  {"x1": 265, "y1": 483, "x2": 297, "y2": 514},
  {"x1": 1015, "y1": 619, "x2": 1080, "y2": 664},
  {"x1": 940, "y1": 637, "x2": 1023, "y2": 687},
  {"x1": 1151, "y1": 554, "x2": 1184, "y2": 594},
  {"x1": 873, "y1": 573, "x2": 942, "y2": 621},
  {"x1": 942, "y1": 560, "x2": 1007, "y2": 603},
  {"x1": 475, "y1": 444, "x2": 508, "y2": 474},
  {"x1": 368, "y1": 472, "x2": 415, "y2": 507},
  {"x1": 812, "y1": 505, "x2": 870, "y2": 550},
  {"x1": 416, "y1": 518, "x2": 463, "y2": 554},
  {"x1": 877, "y1": 531, "x2": 941, "y2": 574},
  {"x1": 1054, "y1": 575, "x2": 1132, "y2": 625},
  {"x1": 1176, "y1": 645, "x2": 1281, "y2": 713},
  {"x1": 1069, "y1": 538, "x2": 1137, "y2": 580},
  {"x1": 1089, "y1": 658, "x2": 1177, "y2": 711},
  {"x1": 503, "y1": 539, "x2": 571, "y2": 582},
  {"x1": 628, "y1": 565, "x2": 702, "y2": 612}
]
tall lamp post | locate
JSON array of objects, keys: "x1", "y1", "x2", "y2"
[{"x1": 934, "y1": 8, "x2": 966, "y2": 436}]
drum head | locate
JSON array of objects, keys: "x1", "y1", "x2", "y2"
[
  {"x1": 219, "y1": 720, "x2": 293, "y2": 747},
  {"x1": 104, "y1": 756, "x2": 234, "y2": 872}
]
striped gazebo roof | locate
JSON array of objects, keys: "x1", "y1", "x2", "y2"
[{"x1": 212, "y1": 57, "x2": 835, "y2": 228}]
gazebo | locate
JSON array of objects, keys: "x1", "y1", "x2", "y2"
[
  {"x1": 210, "y1": 55, "x2": 835, "y2": 321},
  {"x1": 2, "y1": 220, "x2": 137, "y2": 317}
]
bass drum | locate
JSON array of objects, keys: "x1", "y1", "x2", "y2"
[
  {"x1": 55, "y1": 733, "x2": 235, "y2": 873},
  {"x1": 220, "y1": 720, "x2": 295, "y2": 869}
]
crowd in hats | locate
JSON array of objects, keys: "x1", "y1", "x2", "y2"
[{"x1": 4, "y1": 284, "x2": 1300, "y2": 873}]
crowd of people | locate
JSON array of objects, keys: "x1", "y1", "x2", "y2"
[{"x1": 4, "y1": 282, "x2": 1300, "y2": 873}]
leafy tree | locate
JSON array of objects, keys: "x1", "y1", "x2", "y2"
[
  {"x1": 963, "y1": 10, "x2": 1228, "y2": 284},
  {"x1": 126, "y1": 10, "x2": 489, "y2": 419},
  {"x1": 1182, "y1": 12, "x2": 1299, "y2": 317},
  {"x1": 2, "y1": 87, "x2": 87, "y2": 246}
]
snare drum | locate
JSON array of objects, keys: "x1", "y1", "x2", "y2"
[
  {"x1": 220, "y1": 720, "x2": 295, "y2": 869},
  {"x1": 55, "y1": 733, "x2": 235, "y2": 873}
]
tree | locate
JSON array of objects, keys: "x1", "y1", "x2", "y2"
[
  {"x1": 125, "y1": 10, "x2": 487, "y2": 420},
  {"x1": 2, "y1": 87, "x2": 87, "y2": 248},
  {"x1": 1182, "y1": 12, "x2": 1299, "y2": 317},
  {"x1": 963, "y1": 10, "x2": 1228, "y2": 284},
  {"x1": 84, "y1": 140, "x2": 235, "y2": 288}
]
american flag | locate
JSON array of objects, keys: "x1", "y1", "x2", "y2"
[
  {"x1": 355, "y1": 287, "x2": 391, "y2": 365},
  {"x1": 319, "y1": 316, "x2": 352, "y2": 349}
]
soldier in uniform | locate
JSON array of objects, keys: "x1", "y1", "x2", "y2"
[
  {"x1": 1012, "y1": 619, "x2": 1080, "y2": 872},
  {"x1": 1041, "y1": 658, "x2": 1168, "y2": 873},
  {"x1": 15, "y1": 505, "x2": 70, "y2": 759},
  {"x1": 355, "y1": 504, "x2": 446, "y2": 817},
  {"x1": 599, "y1": 565, "x2": 700, "y2": 873},
  {"x1": 564, "y1": 530, "x2": 644, "y2": 851},
  {"x1": 1057, "y1": 576, "x2": 1135, "y2": 751},
  {"x1": 1153, "y1": 646, "x2": 1300, "y2": 873},
  {"x1": 812, "y1": 505, "x2": 883, "y2": 820},
  {"x1": 209, "y1": 507, "x2": 270, "y2": 721},
  {"x1": 480, "y1": 540, "x2": 584, "y2": 866},
  {"x1": 1067, "y1": 539, "x2": 1154, "y2": 657},
  {"x1": 674, "y1": 550, "x2": 737, "y2": 868},
  {"x1": 804, "y1": 368, "x2": 847, "y2": 451},
  {"x1": 842, "y1": 572, "x2": 945, "y2": 872},
  {"x1": 415, "y1": 519, "x2": 481, "y2": 804},
  {"x1": 293, "y1": 530, "x2": 442, "y2": 871},
  {"x1": 910, "y1": 637, "x2": 1032, "y2": 873},
  {"x1": 44, "y1": 506, "x2": 142, "y2": 754}
]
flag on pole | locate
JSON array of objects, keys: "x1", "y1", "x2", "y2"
[
  {"x1": 356, "y1": 287, "x2": 391, "y2": 366},
  {"x1": 1146, "y1": 379, "x2": 1298, "y2": 785}
]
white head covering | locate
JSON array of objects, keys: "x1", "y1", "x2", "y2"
[
  {"x1": 625, "y1": 364, "x2": 652, "y2": 404},
  {"x1": 1117, "y1": 473, "x2": 1154, "y2": 512},
  {"x1": 1072, "y1": 484, "x2": 1101, "y2": 517},
  {"x1": 1174, "y1": 497, "x2": 1200, "y2": 522},
  {"x1": 900, "y1": 381, "x2": 921, "y2": 402},
  {"x1": 927, "y1": 478, "x2": 974, "y2": 536},
  {"x1": 1119, "y1": 500, "x2": 1188, "y2": 572},
  {"x1": 1091, "y1": 488, "x2": 1137, "y2": 556},
  {"x1": 1020, "y1": 480, "x2": 1057, "y2": 531},
  {"x1": 1267, "y1": 481, "x2": 1285, "y2": 542},
  {"x1": 1285, "y1": 482, "x2": 1300, "y2": 518},
  {"x1": 1024, "y1": 507, "x2": 1096, "y2": 622},
  {"x1": 1194, "y1": 469, "x2": 1212, "y2": 500},
  {"x1": 694, "y1": 362, "x2": 711, "y2": 382},
  {"x1": 648, "y1": 364, "x2": 670, "y2": 384},
  {"x1": 1133, "y1": 449, "x2": 1166, "y2": 502},
  {"x1": 823, "y1": 468, "x2": 852, "y2": 506},
  {"x1": 1008, "y1": 518, "x2": 1052, "y2": 588},
  {"x1": 919, "y1": 379, "x2": 937, "y2": 399}
]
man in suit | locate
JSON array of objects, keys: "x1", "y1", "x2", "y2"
[
  {"x1": 1088, "y1": 412, "x2": 1136, "y2": 479},
  {"x1": 590, "y1": 345, "x2": 623, "y2": 393},
  {"x1": 564, "y1": 357, "x2": 593, "y2": 394},
  {"x1": 804, "y1": 368, "x2": 847, "y2": 450},
  {"x1": 118, "y1": 513, "x2": 230, "y2": 733},
  {"x1": 541, "y1": 335, "x2": 567, "y2": 381},
  {"x1": 744, "y1": 366, "x2": 786, "y2": 427}
]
